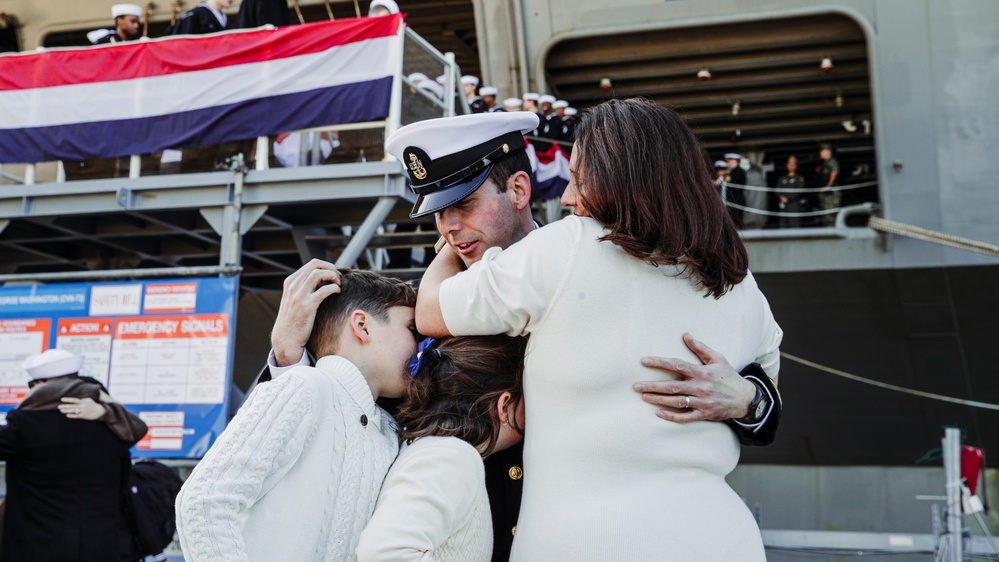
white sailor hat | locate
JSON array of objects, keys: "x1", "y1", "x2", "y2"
[
  {"x1": 724, "y1": 152, "x2": 741, "y2": 160},
  {"x1": 564, "y1": 107, "x2": 577, "y2": 116},
  {"x1": 368, "y1": 0, "x2": 400, "y2": 15},
  {"x1": 386, "y1": 112, "x2": 540, "y2": 218},
  {"x1": 112, "y1": 3, "x2": 143, "y2": 18},
  {"x1": 460, "y1": 75, "x2": 479, "y2": 86},
  {"x1": 502, "y1": 97, "x2": 523, "y2": 108},
  {"x1": 407, "y1": 72, "x2": 429, "y2": 85},
  {"x1": 539, "y1": 94, "x2": 556, "y2": 105},
  {"x1": 479, "y1": 86, "x2": 498, "y2": 97},
  {"x1": 418, "y1": 79, "x2": 444, "y2": 99},
  {"x1": 435, "y1": 74, "x2": 446, "y2": 85},
  {"x1": 553, "y1": 100, "x2": 569, "y2": 109},
  {"x1": 22, "y1": 348, "x2": 84, "y2": 380},
  {"x1": 522, "y1": 92, "x2": 540, "y2": 101},
  {"x1": 87, "y1": 28, "x2": 115, "y2": 44},
  {"x1": 714, "y1": 160, "x2": 728, "y2": 169}
]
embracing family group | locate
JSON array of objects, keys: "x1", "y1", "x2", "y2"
[{"x1": 175, "y1": 98, "x2": 784, "y2": 562}]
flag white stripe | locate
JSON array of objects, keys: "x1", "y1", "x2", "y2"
[{"x1": 0, "y1": 35, "x2": 399, "y2": 130}]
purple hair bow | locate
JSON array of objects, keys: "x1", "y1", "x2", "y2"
[{"x1": 407, "y1": 337, "x2": 441, "y2": 377}]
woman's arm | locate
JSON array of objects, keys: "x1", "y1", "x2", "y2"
[
  {"x1": 415, "y1": 245, "x2": 463, "y2": 337},
  {"x1": 420, "y1": 217, "x2": 583, "y2": 338}
]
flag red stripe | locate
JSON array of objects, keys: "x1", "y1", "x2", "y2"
[{"x1": 0, "y1": 15, "x2": 401, "y2": 91}]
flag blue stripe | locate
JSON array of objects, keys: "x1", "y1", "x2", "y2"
[{"x1": 0, "y1": 77, "x2": 393, "y2": 164}]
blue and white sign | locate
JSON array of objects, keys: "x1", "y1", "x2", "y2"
[{"x1": 0, "y1": 277, "x2": 238, "y2": 458}]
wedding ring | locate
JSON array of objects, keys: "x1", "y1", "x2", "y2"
[
  {"x1": 683, "y1": 396, "x2": 690, "y2": 409},
  {"x1": 75, "y1": 408, "x2": 80, "y2": 414}
]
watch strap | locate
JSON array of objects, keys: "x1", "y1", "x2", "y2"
[{"x1": 726, "y1": 362, "x2": 782, "y2": 446}]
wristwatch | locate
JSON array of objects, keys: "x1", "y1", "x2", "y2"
[{"x1": 735, "y1": 379, "x2": 769, "y2": 424}]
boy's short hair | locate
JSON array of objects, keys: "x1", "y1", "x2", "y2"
[{"x1": 306, "y1": 269, "x2": 416, "y2": 358}]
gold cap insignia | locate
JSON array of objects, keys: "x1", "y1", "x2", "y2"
[{"x1": 408, "y1": 152, "x2": 428, "y2": 180}]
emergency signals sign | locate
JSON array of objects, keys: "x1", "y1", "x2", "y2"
[{"x1": 0, "y1": 278, "x2": 237, "y2": 458}]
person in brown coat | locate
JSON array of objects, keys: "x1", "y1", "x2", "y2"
[{"x1": 0, "y1": 349, "x2": 147, "y2": 562}]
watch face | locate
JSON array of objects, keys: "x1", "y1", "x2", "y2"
[{"x1": 754, "y1": 399, "x2": 767, "y2": 420}]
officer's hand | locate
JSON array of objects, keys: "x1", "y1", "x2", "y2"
[
  {"x1": 59, "y1": 397, "x2": 107, "y2": 421},
  {"x1": 272, "y1": 259, "x2": 342, "y2": 366},
  {"x1": 633, "y1": 333, "x2": 756, "y2": 423}
]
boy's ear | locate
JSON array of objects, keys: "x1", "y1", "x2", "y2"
[
  {"x1": 348, "y1": 310, "x2": 371, "y2": 344},
  {"x1": 496, "y1": 391, "x2": 513, "y2": 424}
]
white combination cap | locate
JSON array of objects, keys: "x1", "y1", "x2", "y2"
[
  {"x1": 479, "y1": 86, "x2": 498, "y2": 96},
  {"x1": 714, "y1": 160, "x2": 728, "y2": 169},
  {"x1": 724, "y1": 152, "x2": 741, "y2": 160},
  {"x1": 368, "y1": 0, "x2": 400, "y2": 15},
  {"x1": 460, "y1": 75, "x2": 479, "y2": 86},
  {"x1": 23, "y1": 348, "x2": 84, "y2": 380},
  {"x1": 553, "y1": 100, "x2": 569, "y2": 109},
  {"x1": 112, "y1": 3, "x2": 143, "y2": 18},
  {"x1": 386, "y1": 112, "x2": 540, "y2": 218},
  {"x1": 502, "y1": 97, "x2": 523, "y2": 108},
  {"x1": 522, "y1": 92, "x2": 540, "y2": 101}
]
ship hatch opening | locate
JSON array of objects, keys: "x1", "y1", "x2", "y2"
[{"x1": 545, "y1": 13, "x2": 878, "y2": 228}]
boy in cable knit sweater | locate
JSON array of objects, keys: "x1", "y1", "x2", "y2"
[{"x1": 176, "y1": 270, "x2": 418, "y2": 562}]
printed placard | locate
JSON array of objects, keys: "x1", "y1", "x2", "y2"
[
  {"x1": 109, "y1": 314, "x2": 229, "y2": 405},
  {"x1": 56, "y1": 318, "x2": 113, "y2": 387},
  {"x1": 90, "y1": 284, "x2": 142, "y2": 316},
  {"x1": 144, "y1": 283, "x2": 198, "y2": 313},
  {"x1": 137, "y1": 411, "x2": 186, "y2": 451},
  {"x1": 0, "y1": 319, "x2": 51, "y2": 405}
]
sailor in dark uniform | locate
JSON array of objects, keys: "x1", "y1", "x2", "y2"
[
  {"x1": 562, "y1": 106, "x2": 578, "y2": 142},
  {"x1": 502, "y1": 97, "x2": 523, "y2": 112},
  {"x1": 236, "y1": 0, "x2": 290, "y2": 28},
  {"x1": 522, "y1": 92, "x2": 540, "y2": 115},
  {"x1": 534, "y1": 95, "x2": 561, "y2": 150},
  {"x1": 480, "y1": 86, "x2": 503, "y2": 113},
  {"x1": 169, "y1": 0, "x2": 232, "y2": 35},
  {"x1": 463, "y1": 75, "x2": 488, "y2": 113},
  {"x1": 724, "y1": 152, "x2": 747, "y2": 228},
  {"x1": 92, "y1": 4, "x2": 143, "y2": 45}
]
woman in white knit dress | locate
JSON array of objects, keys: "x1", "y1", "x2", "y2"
[
  {"x1": 416, "y1": 99, "x2": 782, "y2": 561},
  {"x1": 356, "y1": 335, "x2": 527, "y2": 562}
]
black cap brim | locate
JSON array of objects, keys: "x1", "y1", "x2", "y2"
[{"x1": 409, "y1": 163, "x2": 493, "y2": 218}]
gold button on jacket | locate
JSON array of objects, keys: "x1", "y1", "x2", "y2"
[{"x1": 508, "y1": 466, "x2": 523, "y2": 480}]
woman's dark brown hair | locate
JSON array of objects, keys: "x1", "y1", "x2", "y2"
[
  {"x1": 573, "y1": 98, "x2": 748, "y2": 298},
  {"x1": 396, "y1": 335, "x2": 527, "y2": 455}
]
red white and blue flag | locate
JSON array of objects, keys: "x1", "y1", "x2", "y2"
[
  {"x1": 526, "y1": 140, "x2": 570, "y2": 200},
  {"x1": 0, "y1": 15, "x2": 403, "y2": 163}
]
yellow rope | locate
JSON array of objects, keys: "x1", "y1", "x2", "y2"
[{"x1": 781, "y1": 351, "x2": 999, "y2": 411}]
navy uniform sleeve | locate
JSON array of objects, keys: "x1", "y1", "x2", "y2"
[
  {"x1": 0, "y1": 411, "x2": 20, "y2": 461},
  {"x1": 727, "y1": 363, "x2": 781, "y2": 446}
]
